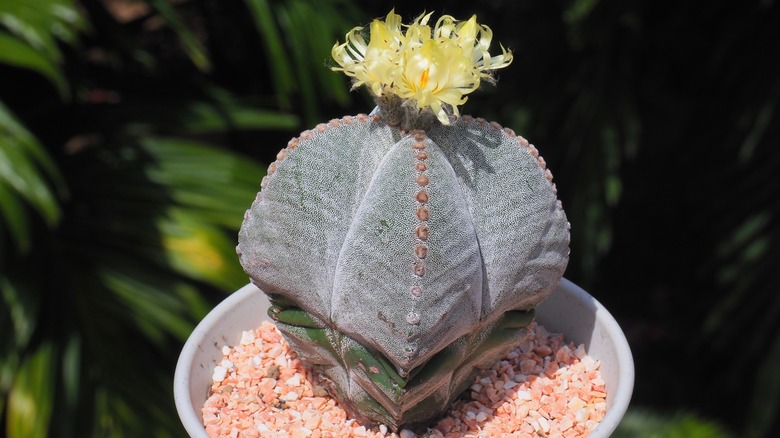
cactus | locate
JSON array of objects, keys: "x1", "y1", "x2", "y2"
[{"x1": 237, "y1": 10, "x2": 570, "y2": 432}]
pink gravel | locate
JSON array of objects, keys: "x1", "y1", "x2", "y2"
[{"x1": 202, "y1": 321, "x2": 607, "y2": 437}]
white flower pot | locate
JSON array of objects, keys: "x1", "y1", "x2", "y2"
[{"x1": 174, "y1": 278, "x2": 634, "y2": 437}]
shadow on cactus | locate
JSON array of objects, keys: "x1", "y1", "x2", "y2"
[{"x1": 237, "y1": 10, "x2": 570, "y2": 432}]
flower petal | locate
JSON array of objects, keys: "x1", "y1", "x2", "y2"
[{"x1": 331, "y1": 10, "x2": 513, "y2": 125}]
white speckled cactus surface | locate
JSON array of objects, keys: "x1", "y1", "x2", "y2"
[{"x1": 237, "y1": 10, "x2": 570, "y2": 431}]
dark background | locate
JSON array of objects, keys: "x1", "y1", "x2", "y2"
[{"x1": 1, "y1": 0, "x2": 778, "y2": 436}]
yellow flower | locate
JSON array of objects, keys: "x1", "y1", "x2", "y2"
[{"x1": 332, "y1": 10, "x2": 513, "y2": 125}]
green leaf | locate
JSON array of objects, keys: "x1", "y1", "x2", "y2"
[
  {"x1": 0, "y1": 101, "x2": 62, "y2": 181},
  {"x1": 0, "y1": 101, "x2": 63, "y2": 234},
  {"x1": 61, "y1": 134, "x2": 259, "y2": 293},
  {"x1": 139, "y1": 136, "x2": 265, "y2": 228},
  {"x1": 0, "y1": 0, "x2": 85, "y2": 58},
  {"x1": 244, "y1": 0, "x2": 295, "y2": 108},
  {"x1": 1, "y1": 266, "x2": 40, "y2": 350},
  {"x1": 0, "y1": 278, "x2": 28, "y2": 418},
  {"x1": 613, "y1": 408, "x2": 733, "y2": 438},
  {"x1": 277, "y1": 0, "x2": 356, "y2": 121},
  {"x1": 6, "y1": 343, "x2": 56, "y2": 438},
  {"x1": 98, "y1": 265, "x2": 200, "y2": 343},
  {"x1": 563, "y1": 0, "x2": 602, "y2": 24},
  {"x1": 71, "y1": 93, "x2": 298, "y2": 139},
  {"x1": 145, "y1": 0, "x2": 211, "y2": 71},
  {"x1": 61, "y1": 335, "x2": 81, "y2": 411},
  {"x1": 0, "y1": 138, "x2": 58, "y2": 213},
  {"x1": 0, "y1": 183, "x2": 31, "y2": 252},
  {"x1": 747, "y1": 334, "x2": 780, "y2": 438},
  {"x1": 0, "y1": 33, "x2": 67, "y2": 95},
  {"x1": 0, "y1": 0, "x2": 86, "y2": 97},
  {"x1": 181, "y1": 99, "x2": 299, "y2": 133},
  {"x1": 157, "y1": 208, "x2": 248, "y2": 291}
]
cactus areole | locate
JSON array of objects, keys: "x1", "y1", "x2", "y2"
[{"x1": 237, "y1": 10, "x2": 570, "y2": 432}]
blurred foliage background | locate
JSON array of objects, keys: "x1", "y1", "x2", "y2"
[{"x1": 0, "y1": 0, "x2": 777, "y2": 436}]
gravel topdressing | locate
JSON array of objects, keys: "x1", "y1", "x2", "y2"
[{"x1": 202, "y1": 321, "x2": 606, "y2": 437}]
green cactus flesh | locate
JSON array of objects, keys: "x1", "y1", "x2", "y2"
[{"x1": 237, "y1": 114, "x2": 570, "y2": 431}]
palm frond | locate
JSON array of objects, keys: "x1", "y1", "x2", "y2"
[
  {"x1": 0, "y1": 275, "x2": 39, "y2": 420},
  {"x1": 244, "y1": 0, "x2": 295, "y2": 109},
  {"x1": 0, "y1": 101, "x2": 62, "y2": 252},
  {"x1": 243, "y1": 0, "x2": 362, "y2": 124},
  {"x1": 5, "y1": 343, "x2": 55, "y2": 438},
  {"x1": 144, "y1": 0, "x2": 211, "y2": 72},
  {"x1": 614, "y1": 408, "x2": 733, "y2": 438},
  {"x1": 0, "y1": 0, "x2": 86, "y2": 96},
  {"x1": 0, "y1": 33, "x2": 65, "y2": 93}
]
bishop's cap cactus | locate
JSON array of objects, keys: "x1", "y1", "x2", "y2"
[{"x1": 238, "y1": 9, "x2": 570, "y2": 432}]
